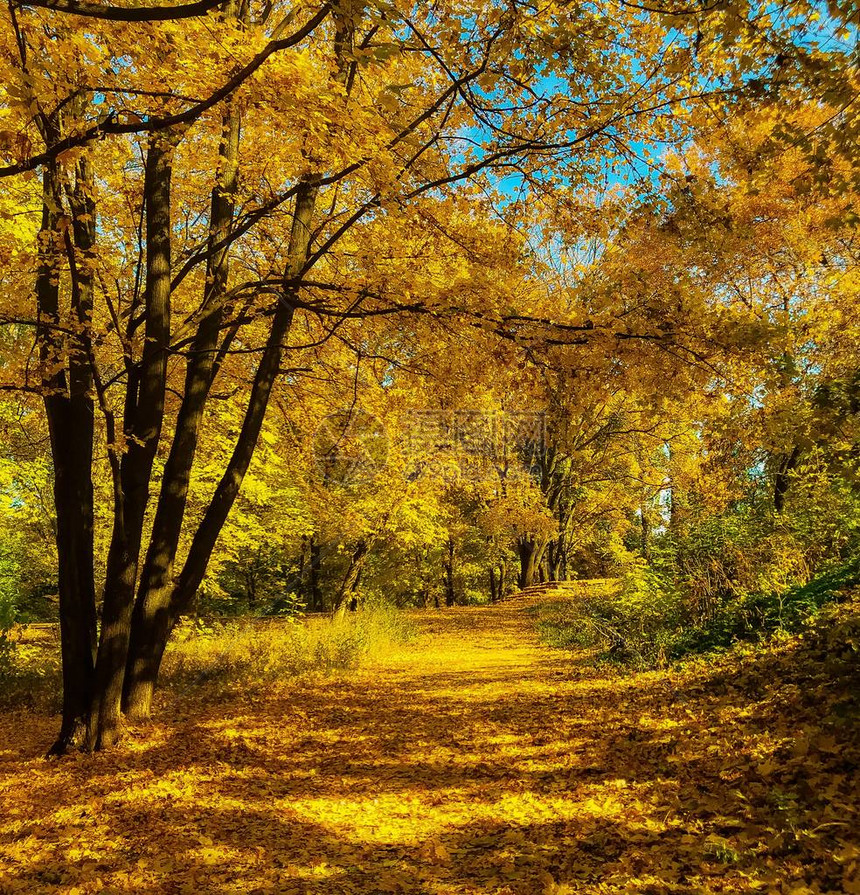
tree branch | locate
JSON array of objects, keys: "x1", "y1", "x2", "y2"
[{"x1": 12, "y1": 0, "x2": 223, "y2": 21}]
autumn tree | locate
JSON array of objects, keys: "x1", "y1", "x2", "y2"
[{"x1": 0, "y1": 0, "x2": 853, "y2": 752}]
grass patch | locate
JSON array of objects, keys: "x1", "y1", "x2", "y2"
[
  {"x1": 0, "y1": 605, "x2": 416, "y2": 711},
  {"x1": 0, "y1": 634, "x2": 62, "y2": 712},
  {"x1": 163, "y1": 604, "x2": 415, "y2": 694}
]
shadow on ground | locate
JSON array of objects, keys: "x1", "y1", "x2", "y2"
[{"x1": 0, "y1": 602, "x2": 858, "y2": 894}]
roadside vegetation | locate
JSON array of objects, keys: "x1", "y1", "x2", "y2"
[{"x1": 0, "y1": 606, "x2": 414, "y2": 713}]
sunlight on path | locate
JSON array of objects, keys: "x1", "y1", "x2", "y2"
[{"x1": 0, "y1": 599, "x2": 857, "y2": 894}]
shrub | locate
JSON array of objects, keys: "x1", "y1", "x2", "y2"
[
  {"x1": 535, "y1": 558, "x2": 860, "y2": 669},
  {"x1": 0, "y1": 547, "x2": 19, "y2": 677},
  {"x1": 0, "y1": 634, "x2": 62, "y2": 711},
  {"x1": 671, "y1": 557, "x2": 860, "y2": 658},
  {"x1": 532, "y1": 566, "x2": 686, "y2": 668}
]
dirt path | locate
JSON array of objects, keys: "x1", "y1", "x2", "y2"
[{"x1": 0, "y1": 600, "x2": 858, "y2": 894}]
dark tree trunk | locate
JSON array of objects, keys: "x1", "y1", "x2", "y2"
[
  {"x1": 546, "y1": 540, "x2": 557, "y2": 581},
  {"x1": 518, "y1": 540, "x2": 533, "y2": 589},
  {"x1": 774, "y1": 446, "x2": 801, "y2": 514},
  {"x1": 444, "y1": 537, "x2": 455, "y2": 606},
  {"x1": 110, "y1": 0, "x2": 349, "y2": 733},
  {"x1": 640, "y1": 506, "x2": 650, "y2": 562},
  {"x1": 123, "y1": 39, "x2": 243, "y2": 722},
  {"x1": 309, "y1": 536, "x2": 322, "y2": 611},
  {"x1": 336, "y1": 540, "x2": 368, "y2": 610},
  {"x1": 517, "y1": 537, "x2": 546, "y2": 589},
  {"x1": 489, "y1": 566, "x2": 498, "y2": 602},
  {"x1": 90, "y1": 133, "x2": 175, "y2": 749},
  {"x1": 40, "y1": 158, "x2": 98, "y2": 754},
  {"x1": 297, "y1": 536, "x2": 307, "y2": 606},
  {"x1": 548, "y1": 530, "x2": 569, "y2": 580},
  {"x1": 245, "y1": 550, "x2": 260, "y2": 608},
  {"x1": 122, "y1": 180, "x2": 315, "y2": 726}
]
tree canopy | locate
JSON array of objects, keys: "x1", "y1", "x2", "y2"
[{"x1": 0, "y1": 0, "x2": 857, "y2": 752}]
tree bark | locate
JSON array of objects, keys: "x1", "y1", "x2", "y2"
[
  {"x1": 89, "y1": 133, "x2": 175, "y2": 749},
  {"x1": 297, "y1": 535, "x2": 307, "y2": 604},
  {"x1": 309, "y1": 536, "x2": 322, "y2": 611},
  {"x1": 335, "y1": 540, "x2": 368, "y2": 610},
  {"x1": 123, "y1": 91, "x2": 242, "y2": 720},
  {"x1": 118, "y1": 0, "x2": 351, "y2": 725},
  {"x1": 444, "y1": 537, "x2": 455, "y2": 606},
  {"x1": 168, "y1": 181, "x2": 317, "y2": 624},
  {"x1": 517, "y1": 537, "x2": 546, "y2": 589},
  {"x1": 774, "y1": 446, "x2": 801, "y2": 514},
  {"x1": 40, "y1": 158, "x2": 99, "y2": 755},
  {"x1": 547, "y1": 524, "x2": 570, "y2": 580},
  {"x1": 640, "y1": 504, "x2": 650, "y2": 561}
]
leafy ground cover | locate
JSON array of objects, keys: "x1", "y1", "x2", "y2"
[{"x1": 0, "y1": 594, "x2": 858, "y2": 895}]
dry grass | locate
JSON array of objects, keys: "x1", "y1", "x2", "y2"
[
  {"x1": 163, "y1": 607, "x2": 416, "y2": 692},
  {"x1": 0, "y1": 607, "x2": 415, "y2": 712}
]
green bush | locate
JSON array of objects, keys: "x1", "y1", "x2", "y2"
[
  {"x1": 534, "y1": 559, "x2": 860, "y2": 669},
  {"x1": 533, "y1": 568, "x2": 687, "y2": 668},
  {"x1": 0, "y1": 546, "x2": 19, "y2": 676},
  {"x1": 671, "y1": 557, "x2": 860, "y2": 658}
]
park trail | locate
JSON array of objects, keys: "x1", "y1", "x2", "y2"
[{"x1": 0, "y1": 594, "x2": 858, "y2": 894}]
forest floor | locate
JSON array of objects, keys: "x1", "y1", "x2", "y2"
[{"x1": 0, "y1": 595, "x2": 859, "y2": 895}]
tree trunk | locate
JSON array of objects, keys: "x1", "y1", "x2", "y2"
[
  {"x1": 640, "y1": 505, "x2": 650, "y2": 562},
  {"x1": 90, "y1": 133, "x2": 175, "y2": 749},
  {"x1": 246, "y1": 549, "x2": 260, "y2": 608},
  {"x1": 774, "y1": 446, "x2": 800, "y2": 514},
  {"x1": 548, "y1": 528, "x2": 570, "y2": 580},
  {"x1": 40, "y1": 158, "x2": 99, "y2": 755},
  {"x1": 123, "y1": 181, "x2": 315, "y2": 727},
  {"x1": 518, "y1": 537, "x2": 546, "y2": 589},
  {"x1": 309, "y1": 536, "x2": 322, "y2": 611},
  {"x1": 335, "y1": 540, "x2": 368, "y2": 610},
  {"x1": 297, "y1": 536, "x2": 307, "y2": 606},
  {"x1": 122, "y1": 29, "x2": 244, "y2": 722},
  {"x1": 119, "y1": 0, "x2": 352, "y2": 726},
  {"x1": 444, "y1": 537, "x2": 455, "y2": 606}
]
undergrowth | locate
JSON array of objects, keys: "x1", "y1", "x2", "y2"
[
  {"x1": 163, "y1": 604, "x2": 415, "y2": 693},
  {"x1": 0, "y1": 605, "x2": 415, "y2": 710},
  {"x1": 533, "y1": 558, "x2": 860, "y2": 669},
  {"x1": 0, "y1": 636, "x2": 61, "y2": 712}
]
